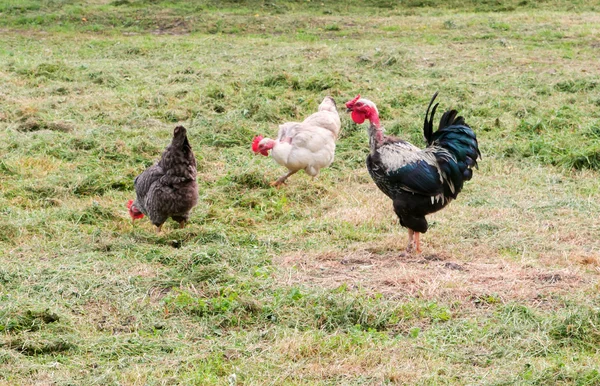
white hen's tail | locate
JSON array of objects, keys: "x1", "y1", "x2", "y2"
[
  {"x1": 302, "y1": 97, "x2": 341, "y2": 139},
  {"x1": 317, "y1": 96, "x2": 337, "y2": 113}
]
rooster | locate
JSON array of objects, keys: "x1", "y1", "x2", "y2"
[
  {"x1": 345, "y1": 92, "x2": 480, "y2": 253},
  {"x1": 127, "y1": 125, "x2": 198, "y2": 233},
  {"x1": 252, "y1": 96, "x2": 339, "y2": 187}
]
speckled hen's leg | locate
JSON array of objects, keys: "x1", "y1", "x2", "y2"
[
  {"x1": 172, "y1": 215, "x2": 188, "y2": 229},
  {"x1": 406, "y1": 229, "x2": 415, "y2": 252},
  {"x1": 155, "y1": 224, "x2": 162, "y2": 234},
  {"x1": 271, "y1": 170, "x2": 297, "y2": 187}
]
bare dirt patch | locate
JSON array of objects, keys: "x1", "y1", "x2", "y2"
[
  {"x1": 151, "y1": 17, "x2": 190, "y2": 35},
  {"x1": 275, "y1": 248, "x2": 595, "y2": 309},
  {"x1": 79, "y1": 300, "x2": 138, "y2": 333}
]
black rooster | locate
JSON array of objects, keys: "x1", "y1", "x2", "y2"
[
  {"x1": 127, "y1": 126, "x2": 198, "y2": 233},
  {"x1": 345, "y1": 93, "x2": 481, "y2": 253}
]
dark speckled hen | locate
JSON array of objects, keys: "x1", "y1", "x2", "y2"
[
  {"x1": 345, "y1": 92, "x2": 481, "y2": 253},
  {"x1": 127, "y1": 125, "x2": 198, "y2": 233}
]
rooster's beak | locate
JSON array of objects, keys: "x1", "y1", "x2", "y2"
[{"x1": 346, "y1": 108, "x2": 352, "y2": 113}]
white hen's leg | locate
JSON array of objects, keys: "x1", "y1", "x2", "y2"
[{"x1": 271, "y1": 170, "x2": 297, "y2": 187}]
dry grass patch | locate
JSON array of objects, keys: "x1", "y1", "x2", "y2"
[
  {"x1": 80, "y1": 299, "x2": 139, "y2": 334},
  {"x1": 10, "y1": 155, "x2": 64, "y2": 177},
  {"x1": 252, "y1": 331, "x2": 433, "y2": 385},
  {"x1": 275, "y1": 247, "x2": 593, "y2": 309}
]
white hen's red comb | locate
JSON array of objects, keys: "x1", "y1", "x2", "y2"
[{"x1": 251, "y1": 135, "x2": 263, "y2": 153}]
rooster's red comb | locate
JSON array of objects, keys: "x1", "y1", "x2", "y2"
[
  {"x1": 252, "y1": 135, "x2": 264, "y2": 153},
  {"x1": 127, "y1": 199, "x2": 134, "y2": 209},
  {"x1": 346, "y1": 94, "x2": 361, "y2": 109}
]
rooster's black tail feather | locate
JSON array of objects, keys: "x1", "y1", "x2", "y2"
[
  {"x1": 425, "y1": 94, "x2": 481, "y2": 199},
  {"x1": 423, "y1": 92, "x2": 439, "y2": 145}
]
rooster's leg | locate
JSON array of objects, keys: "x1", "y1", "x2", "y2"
[
  {"x1": 271, "y1": 170, "x2": 297, "y2": 187},
  {"x1": 178, "y1": 220, "x2": 186, "y2": 229},
  {"x1": 155, "y1": 225, "x2": 162, "y2": 234},
  {"x1": 406, "y1": 229, "x2": 415, "y2": 252},
  {"x1": 414, "y1": 232, "x2": 422, "y2": 254}
]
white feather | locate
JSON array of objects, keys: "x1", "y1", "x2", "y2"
[
  {"x1": 270, "y1": 126, "x2": 335, "y2": 177},
  {"x1": 300, "y1": 97, "x2": 341, "y2": 139},
  {"x1": 379, "y1": 141, "x2": 426, "y2": 172}
]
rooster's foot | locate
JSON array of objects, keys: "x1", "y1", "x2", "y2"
[
  {"x1": 414, "y1": 232, "x2": 422, "y2": 254},
  {"x1": 270, "y1": 180, "x2": 284, "y2": 188}
]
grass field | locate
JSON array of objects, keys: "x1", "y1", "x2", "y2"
[{"x1": 1, "y1": 0, "x2": 600, "y2": 384}]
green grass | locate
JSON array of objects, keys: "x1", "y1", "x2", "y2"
[{"x1": 1, "y1": 0, "x2": 600, "y2": 384}]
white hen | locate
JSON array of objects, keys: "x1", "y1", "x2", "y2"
[{"x1": 252, "y1": 97, "x2": 339, "y2": 187}]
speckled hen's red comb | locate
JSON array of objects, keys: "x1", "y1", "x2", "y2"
[
  {"x1": 345, "y1": 94, "x2": 361, "y2": 108},
  {"x1": 127, "y1": 199, "x2": 144, "y2": 220},
  {"x1": 252, "y1": 135, "x2": 263, "y2": 153}
]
